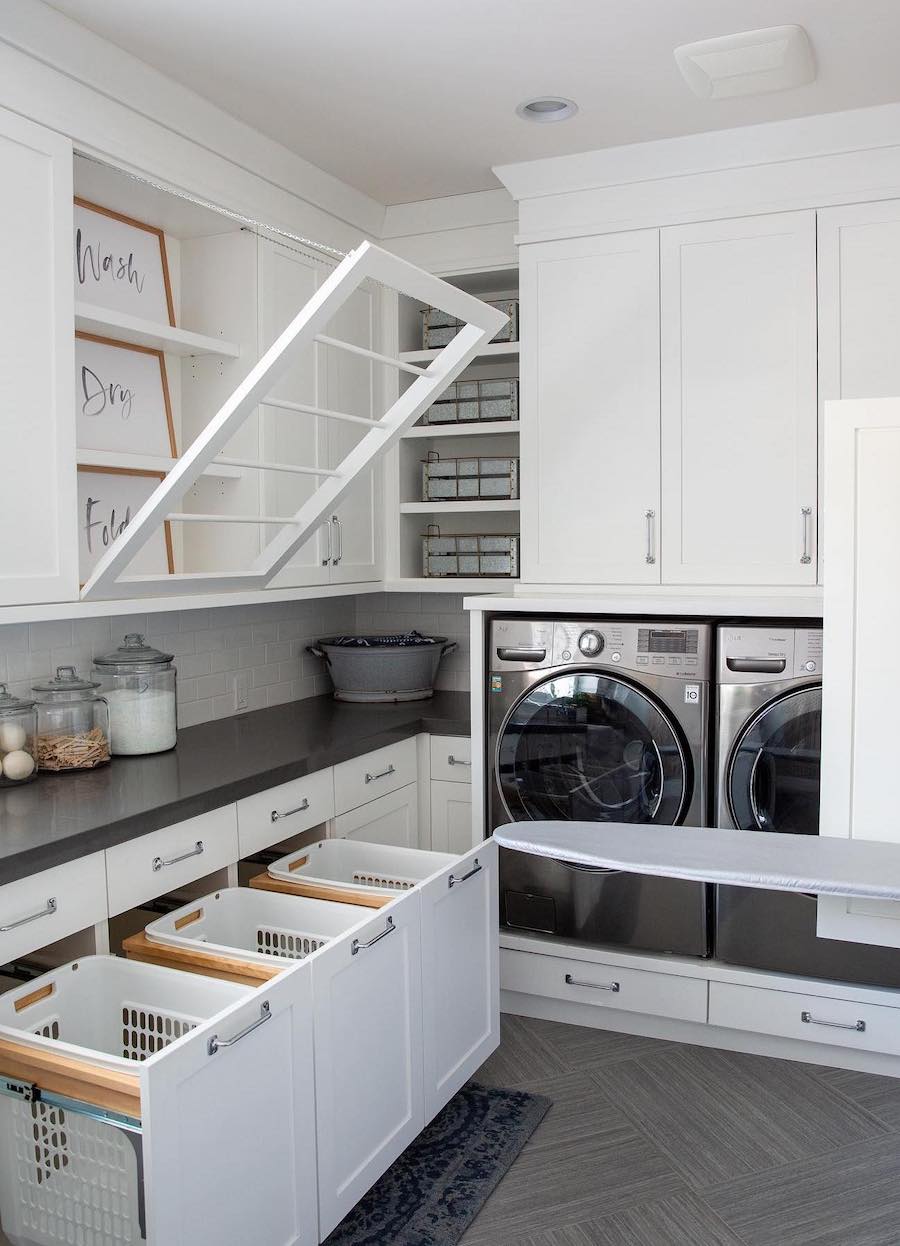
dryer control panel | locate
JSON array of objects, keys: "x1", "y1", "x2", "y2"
[
  {"x1": 551, "y1": 620, "x2": 709, "y2": 679},
  {"x1": 718, "y1": 625, "x2": 823, "y2": 683}
]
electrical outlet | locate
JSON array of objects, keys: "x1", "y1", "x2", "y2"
[{"x1": 233, "y1": 670, "x2": 250, "y2": 712}]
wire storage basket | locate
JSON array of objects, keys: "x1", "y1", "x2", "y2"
[
  {"x1": 0, "y1": 957, "x2": 251, "y2": 1246},
  {"x1": 422, "y1": 452, "x2": 519, "y2": 501},
  {"x1": 422, "y1": 527, "x2": 520, "y2": 578},
  {"x1": 419, "y1": 378, "x2": 518, "y2": 426},
  {"x1": 268, "y1": 839, "x2": 454, "y2": 897},
  {"x1": 422, "y1": 299, "x2": 518, "y2": 349}
]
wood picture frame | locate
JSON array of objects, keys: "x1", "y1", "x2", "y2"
[
  {"x1": 75, "y1": 332, "x2": 177, "y2": 459},
  {"x1": 74, "y1": 197, "x2": 175, "y2": 325},
  {"x1": 76, "y1": 466, "x2": 175, "y2": 585}
]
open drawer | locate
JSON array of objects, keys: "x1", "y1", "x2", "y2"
[
  {"x1": 268, "y1": 837, "x2": 455, "y2": 897},
  {"x1": 0, "y1": 955, "x2": 318, "y2": 1246}
]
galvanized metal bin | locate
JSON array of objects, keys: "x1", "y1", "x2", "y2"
[
  {"x1": 308, "y1": 633, "x2": 457, "y2": 702},
  {"x1": 420, "y1": 378, "x2": 518, "y2": 426},
  {"x1": 422, "y1": 528, "x2": 520, "y2": 578},
  {"x1": 422, "y1": 453, "x2": 520, "y2": 501},
  {"x1": 422, "y1": 299, "x2": 518, "y2": 349}
]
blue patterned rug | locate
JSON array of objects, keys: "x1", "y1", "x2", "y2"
[{"x1": 324, "y1": 1082, "x2": 551, "y2": 1246}]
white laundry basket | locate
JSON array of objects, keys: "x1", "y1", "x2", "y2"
[
  {"x1": 268, "y1": 838, "x2": 454, "y2": 896},
  {"x1": 0, "y1": 956, "x2": 251, "y2": 1246},
  {"x1": 144, "y1": 887, "x2": 366, "y2": 965}
]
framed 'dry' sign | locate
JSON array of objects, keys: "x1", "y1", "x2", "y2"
[
  {"x1": 77, "y1": 467, "x2": 174, "y2": 585},
  {"x1": 74, "y1": 198, "x2": 175, "y2": 325},
  {"x1": 75, "y1": 333, "x2": 177, "y2": 459}
]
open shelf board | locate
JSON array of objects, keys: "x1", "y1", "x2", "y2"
[
  {"x1": 75, "y1": 301, "x2": 241, "y2": 358},
  {"x1": 399, "y1": 500, "x2": 521, "y2": 515},
  {"x1": 403, "y1": 420, "x2": 521, "y2": 440},
  {"x1": 76, "y1": 448, "x2": 243, "y2": 480},
  {"x1": 399, "y1": 341, "x2": 520, "y2": 365}
]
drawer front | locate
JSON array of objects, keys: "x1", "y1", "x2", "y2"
[
  {"x1": 501, "y1": 947, "x2": 708, "y2": 1023},
  {"x1": 709, "y1": 980, "x2": 900, "y2": 1057},
  {"x1": 106, "y1": 805, "x2": 239, "y2": 917},
  {"x1": 334, "y1": 737, "x2": 417, "y2": 815},
  {"x1": 237, "y1": 767, "x2": 335, "y2": 858},
  {"x1": 0, "y1": 854, "x2": 107, "y2": 964},
  {"x1": 334, "y1": 782, "x2": 418, "y2": 849},
  {"x1": 429, "y1": 735, "x2": 472, "y2": 784}
]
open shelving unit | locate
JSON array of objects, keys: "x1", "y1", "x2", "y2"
[{"x1": 74, "y1": 301, "x2": 240, "y2": 358}]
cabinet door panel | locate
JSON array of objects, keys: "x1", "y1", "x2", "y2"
[
  {"x1": 520, "y1": 231, "x2": 661, "y2": 584},
  {"x1": 430, "y1": 780, "x2": 473, "y2": 855},
  {"x1": 0, "y1": 108, "x2": 76, "y2": 604},
  {"x1": 334, "y1": 782, "x2": 418, "y2": 848},
  {"x1": 660, "y1": 211, "x2": 817, "y2": 584},
  {"x1": 311, "y1": 895, "x2": 424, "y2": 1236},
  {"x1": 419, "y1": 841, "x2": 499, "y2": 1121}
]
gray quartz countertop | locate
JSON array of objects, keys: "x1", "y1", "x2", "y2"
[{"x1": 0, "y1": 691, "x2": 470, "y2": 886}]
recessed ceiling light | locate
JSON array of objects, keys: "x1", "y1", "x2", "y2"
[
  {"x1": 674, "y1": 25, "x2": 815, "y2": 100},
  {"x1": 516, "y1": 97, "x2": 579, "y2": 123}
]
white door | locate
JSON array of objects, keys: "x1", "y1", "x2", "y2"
[
  {"x1": 335, "y1": 782, "x2": 419, "y2": 848},
  {"x1": 419, "y1": 840, "x2": 499, "y2": 1121},
  {"x1": 818, "y1": 397, "x2": 900, "y2": 949},
  {"x1": 430, "y1": 780, "x2": 473, "y2": 854},
  {"x1": 141, "y1": 963, "x2": 318, "y2": 1246},
  {"x1": 0, "y1": 107, "x2": 77, "y2": 605},
  {"x1": 258, "y1": 238, "x2": 331, "y2": 588},
  {"x1": 311, "y1": 894, "x2": 424, "y2": 1236},
  {"x1": 520, "y1": 230, "x2": 662, "y2": 585},
  {"x1": 660, "y1": 211, "x2": 817, "y2": 585}
]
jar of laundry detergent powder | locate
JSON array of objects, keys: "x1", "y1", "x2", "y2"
[{"x1": 93, "y1": 634, "x2": 177, "y2": 756}]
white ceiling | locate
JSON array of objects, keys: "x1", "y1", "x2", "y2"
[{"x1": 47, "y1": 0, "x2": 900, "y2": 205}]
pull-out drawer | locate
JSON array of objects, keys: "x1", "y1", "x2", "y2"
[
  {"x1": 333, "y1": 737, "x2": 417, "y2": 815},
  {"x1": 334, "y1": 782, "x2": 419, "y2": 849},
  {"x1": 106, "y1": 805, "x2": 239, "y2": 917},
  {"x1": 237, "y1": 767, "x2": 334, "y2": 858},
  {"x1": 709, "y1": 980, "x2": 900, "y2": 1057},
  {"x1": 429, "y1": 735, "x2": 472, "y2": 784},
  {"x1": 501, "y1": 947, "x2": 709, "y2": 1024},
  {"x1": 0, "y1": 853, "x2": 107, "y2": 964}
]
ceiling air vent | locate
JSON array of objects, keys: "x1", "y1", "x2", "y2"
[{"x1": 674, "y1": 25, "x2": 815, "y2": 100}]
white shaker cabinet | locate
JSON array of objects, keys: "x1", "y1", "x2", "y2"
[
  {"x1": 660, "y1": 211, "x2": 818, "y2": 585},
  {"x1": 334, "y1": 782, "x2": 419, "y2": 848},
  {"x1": 0, "y1": 108, "x2": 77, "y2": 605},
  {"x1": 519, "y1": 230, "x2": 662, "y2": 584}
]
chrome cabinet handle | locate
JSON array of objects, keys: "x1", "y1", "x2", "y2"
[
  {"x1": 332, "y1": 514, "x2": 343, "y2": 565},
  {"x1": 351, "y1": 915, "x2": 394, "y2": 955},
  {"x1": 800, "y1": 506, "x2": 812, "y2": 565},
  {"x1": 448, "y1": 755, "x2": 471, "y2": 767},
  {"x1": 496, "y1": 647, "x2": 546, "y2": 663},
  {"x1": 0, "y1": 898, "x2": 57, "y2": 933},
  {"x1": 801, "y1": 1010, "x2": 865, "y2": 1033},
  {"x1": 271, "y1": 799, "x2": 310, "y2": 823},
  {"x1": 207, "y1": 1001, "x2": 271, "y2": 1056},
  {"x1": 645, "y1": 510, "x2": 656, "y2": 565},
  {"x1": 365, "y1": 764, "x2": 395, "y2": 784},
  {"x1": 152, "y1": 841, "x2": 204, "y2": 872},
  {"x1": 565, "y1": 972, "x2": 620, "y2": 993},
  {"x1": 321, "y1": 519, "x2": 332, "y2": 567},
  {"x1": 448, "y1": 859, "x2": 481, "y2": 888}
]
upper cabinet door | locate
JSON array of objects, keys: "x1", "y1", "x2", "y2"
[
  {"x1": 0, "y1": 108, "x2": 77, "y2": 605},
  {"x1": 660, "y1": 212, "x2": 818, "y2": 585},
  {"x1": 520, "y1": 231, "x2": 662, "y2": 585}
]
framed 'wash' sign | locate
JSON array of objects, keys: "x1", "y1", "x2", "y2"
[
  {"x1": 73, "y1": 198, "x2": 175, "y2": 325},
  {"x1": 76, "y1": 467, "x2": 174, "y2": 585},
  {"x1": 75, "y1": 333, "x2": 177, "y2": 459}
]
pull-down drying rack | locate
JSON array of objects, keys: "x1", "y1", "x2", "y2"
[{"x1": 80, "y1": 240, "x2": 508, "y2": 601}]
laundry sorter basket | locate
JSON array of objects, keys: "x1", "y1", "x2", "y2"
[
  {"x1": 144, "y1": 887, "x2": 366, "y2": 965},
  {"x1": 0, "y1": 956, "x2": 250, "y2": 1246},
  {"x1": 268, "y1": 838, "x2": 455, "y2": 897}
]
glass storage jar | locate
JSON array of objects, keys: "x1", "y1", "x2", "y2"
[
  {"x1": 33, "y1": 667, "x2": 111, "y2": 772},
  {"x1": 93, "y1": 634, "x2": 177, "y2": 756},
  {"x1": 0, "y1": 685, "x2": 37, "y2": 785}
]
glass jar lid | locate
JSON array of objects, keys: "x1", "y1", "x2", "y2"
[
  {"x1": 33, "y1": 666, "x2": 102, "y2": 694},
  {"x1": 94, "y1": 633, "x2": 174, "y2": 667},
  {"x1": 0, "y1": 683, "x2": 35, "y2": 712}
]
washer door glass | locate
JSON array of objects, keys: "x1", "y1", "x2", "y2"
[
  {"x1": 497, "y1": 672, "x2": 689, "y2": 824},
  {"x1": 727, "y1": 685, "x2": 821, "y2": 834}
]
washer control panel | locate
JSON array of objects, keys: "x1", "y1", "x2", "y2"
[
  {"x1": 578, "y1": 629, "x2": 605, "y2": 657},
  {"x1": 551, "y1": 620, "x2": 708, "y2": 678}
]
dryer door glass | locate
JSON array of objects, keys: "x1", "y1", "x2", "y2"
[
  {"x1": 497, "y1": 672, "x2": 689, "y2": 824},
  {"x1": 727, "y1": 685, "x2": 821, "y2": 833}
]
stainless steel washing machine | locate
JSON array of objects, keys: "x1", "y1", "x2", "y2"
[
  {"x1": 715, "y1": 623, "x2": 900, "y2": 986},
  {"x1": 489, "y1": 617, "x2": 711, "y2": 957}
]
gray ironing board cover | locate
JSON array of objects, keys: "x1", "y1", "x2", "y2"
[{"x1": 492, "y1": 822, "x2": 900, "y2": 901}]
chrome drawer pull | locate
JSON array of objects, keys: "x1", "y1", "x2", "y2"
[
  {"x1": 271, "y1": 799, "x2": 310, "y2": 823},
  {"x1": 448, "y1": 755, "x2": 471, "y2": 767},
  {"x1": 351, "y1": 915, "x2": 395, "y2": 955},
  {"x1": 208, "y1": 1001, "x2": 271, "y2": 1056},
  {"x1": 365, "y1": 764, "x2": 396, "y2": 784},
  {"x1": 801, "y1": 1010, "x2": 865, "y2": 1033},
  {"x1": 565, "y1": 972, "x2": 620, "y2": 993},
  {"x1": 448, "y1": 860, "x2": 481, "y2": 888},
  {"x1": 152, "y1": 841, "x2": 204, "y2": 872},
  {"x1": 0, "y1": 898, "x2": 57, "y2": 933}
]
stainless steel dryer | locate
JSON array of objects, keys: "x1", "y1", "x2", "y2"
[
  {"x1": 715, "y1": 623, "x2": 900, "y2": 985},
  {"x1": 489, "y1": 617, "x2": 711, "y2": 957}
]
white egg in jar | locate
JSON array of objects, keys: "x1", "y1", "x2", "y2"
[
  {"x1": 2, "y1": 749, "x2": 35, "y2": 781},
  {"x1": 0, "y1": 721, "x2": 27, "y2": 753}
]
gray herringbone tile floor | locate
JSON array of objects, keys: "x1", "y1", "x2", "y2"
[{"x1": 461, "y1": 1014, "x2": 900, "y2": 1246}]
